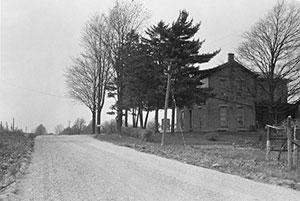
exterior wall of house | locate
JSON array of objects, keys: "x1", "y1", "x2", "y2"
[
  {"x1": 177, "y1": 55, "x2": 256, "y2": 132},
  {"x1": 176, "y1": 53, "x2": 291, "y2": 132},
  {"x1": 207, "y1": 64, "x2": 255, "y2": 132}
]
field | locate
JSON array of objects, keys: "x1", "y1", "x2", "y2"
[
  {"x1": 95, "y1": 131, "x2": 300, "y2": 191},
  {"x1": 0, "y1": 131, "x2": 35, "y2": 192}
]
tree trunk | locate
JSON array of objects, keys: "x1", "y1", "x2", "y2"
[
  {"x1": 268, "y1": 105, "x2": 278, "y2": 125},
  {"x1": 132, "y1": 108, "x2": 136, "y2": 127},
  {"x1": 274, "y1": 107, "x2": 278, "y2": 125},
  {"x1": 171, "y1": 104, "x2": 175, "y2": 135},
  {"x1": 92, "y1": 109, "x2": 96, "y2": 134},
  {"x1": 116, "y1": 110, "x2": 122, "y2": 135},
  {"x1": 97, "y1": 108, "x2": 102, "y2": 134},
  {"x1": 125, "y1": 109, "x2": 128, "y2": 127},
  {"x1": 135, "y1": 108, "x2": 140, "y2": 128},
  {"x1": 116, "y1": 95, "x2": 123, "y2": 135},
  {"x1": 155, "y1": 107, "x2": 159, "y2": 133},
  {"x1": 143, "y1": 110, "x2": 150, "y2": 129},
  {"x1": 139, "y1": 108, "x2": 144, "y2": 128}
]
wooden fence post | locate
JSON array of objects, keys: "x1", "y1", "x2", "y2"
[
  {"x1": 287, "y1": 116, "x2": 293, "y2": 170},
  {"x1": 266, "y1": 126, "x2": 271, "y2": 161},
  {"x1": 293, "y1": 126, "x2": 298, "y2": 169}
]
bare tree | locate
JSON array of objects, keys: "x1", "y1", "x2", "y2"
[
  {"x1": 54, "y1": 124, "x2": 64, "y2": 135},
  {"x1": 66, "y1": 0, "x2": 149, "y2": 135},
  {"x1": 237, "y1": 1, "x2": 300, "y2": 123},
  {"x1": 82, "y1": 14, "x2": 113, "y2": 134},
  {"x1": 73, "y1": 117, "x2": 87, "y2": 134},
  {"x1": 65, "y1": 56, "x2": 98, "y2": 133},
  {"x1": 104, "y1": 0, "x2": 150, "y2": 135}
]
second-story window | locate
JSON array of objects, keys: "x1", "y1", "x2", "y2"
[
  {"x1": 219, "y1": 78, "x2": 227, "y2": 97},
  {"x1": 237, "y1": 79, "x2": 243, "y2": 97}
]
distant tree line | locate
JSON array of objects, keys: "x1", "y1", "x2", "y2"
[{"x1": 54, "y1": 118, "x2": 93, "y2": 135}]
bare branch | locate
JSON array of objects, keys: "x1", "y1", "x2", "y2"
[{"x1": 237, "y1": 1, "x2": 300, "y2": 106}]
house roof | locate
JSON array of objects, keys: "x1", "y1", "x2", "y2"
[
  {"x1": 199, "y1": 54, "x2": 257, "y2": 79},
  {"x1": 200, "y1": 53, "x2": 291, "y2": 83}
]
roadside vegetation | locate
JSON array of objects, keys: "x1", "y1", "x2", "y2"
[
  {"x1": 0, "y1": 131, "x2": 35, "y2": 192},
  {"x1": 95, "y1": 121, "x2": 300, "y2": 191},
  {"x1": 54, "y1": 117, "x2": 93, "y2": 135}
]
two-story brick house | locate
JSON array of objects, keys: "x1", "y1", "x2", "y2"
[{"x1": 177, "y1": 53, "x2": 292, "y2": 132}]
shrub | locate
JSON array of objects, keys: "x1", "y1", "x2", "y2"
[
  {"x1": 205, "y1": 133, "x2": 219, "y2": 141},
  {"x1": 122, "y1": 127, "x2": 153, "y2": 142},
  {"x1": 140, "y1": 129, "x2": 153, "y2": 142},
  {"x1": 122, "y1": 127, "x2": 138, "y2": 138},
  {"x1": 101, "y1": 120, "x2": 117, "y2": 134},
  {"x1": 249, "y1": 125, "x2": 256, "y2": 132},
  {"x1": 146, "y1": 120, "x2": 157, "y2": 133}
]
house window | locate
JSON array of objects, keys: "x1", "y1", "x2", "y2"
[
  {"x1": 237, "y1": 106, "x2": 244, "y2": 127},
  {"x1": 220, "y1": 106, "x2": 227, "y2": 127},
  {"x1": 237, "y1": 80, "x2": 243, "y2": 97},
  {"x1": 219, "y1": 79, "x2": 227, "y2": 97}
]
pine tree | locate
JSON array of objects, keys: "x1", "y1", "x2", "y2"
[
  {"x1": 143, "y1": 21, "x2": 169, "y2": 132},
  {"x1": 145, "y1": 10, "x2": 220, "y2": 134},
  {"x1": 122, "y1": 30, "x2": 164, "y2": 129}
]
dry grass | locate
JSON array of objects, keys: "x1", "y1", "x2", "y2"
[
  {"x1": 0, "y1": 131, "x2": 35, "y2": 190},
  {"x1": 95, "y1": 131, "x2": 300, "y2": 191}
]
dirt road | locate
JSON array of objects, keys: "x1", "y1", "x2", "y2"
[{"x1": 13, "y1": 135, "x2": 300, "y2": 201}]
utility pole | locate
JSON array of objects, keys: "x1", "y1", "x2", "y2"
[
  {"x1": 68, "y1": 121, "x2": 71, "y2": 128},
  {"x1": 97, "y1": 63, "x2": 101, "y2": 135},
  {"x1": 161, "y1": 64, "x2": 171, "y2": 146}
]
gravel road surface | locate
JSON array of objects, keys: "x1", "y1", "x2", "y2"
[{"x1": 14, "y1": 135, "x2": 300, "y2": 201}]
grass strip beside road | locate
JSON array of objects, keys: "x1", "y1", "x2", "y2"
[
  {"x1": 95, "y1": 132, "x2": 300, "y2": 191},
  {"x1": 0, "y1": 131, "x2": 35, "y2": 192}
]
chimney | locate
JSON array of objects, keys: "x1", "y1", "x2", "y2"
[{"x1": 228, "y1": 53, "x2": 234, "y2": 62}]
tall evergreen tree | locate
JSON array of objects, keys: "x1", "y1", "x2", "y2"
[
  {"x1": 122, "y1": 30, "x2": 164, "y2": 129},
  {"x1": 168, "y1": 11, "x2": 220, "y2": 133},
  {"x1": 145, "y1": 10, "x2": 220, "y2": 134},
  {"x1": 143, "y1": 22, "x2": 169, "y2": 132},
  {"x1": 122, "y1": 30, "x2": 144, "y2": 127}
]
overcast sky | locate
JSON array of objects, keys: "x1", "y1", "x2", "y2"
[{"x1": 1, "y1": 0, "x2": 284, "y2": 132}]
